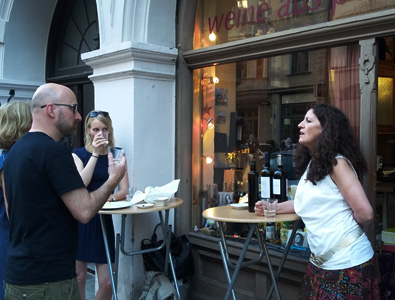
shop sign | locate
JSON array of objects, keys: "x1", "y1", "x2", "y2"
[{"x1": 207, "y1": 0, "x2": 346, "y2": 34}]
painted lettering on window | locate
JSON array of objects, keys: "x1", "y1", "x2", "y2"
[{"x1": 207, "y1": 0, "x2": 345, "y2": 34}]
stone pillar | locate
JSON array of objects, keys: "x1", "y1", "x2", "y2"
[
  {"x1": 359, "y1": 38, "x2": 377, "y2": 245},
  {"x1": 82, "y1": 42, "x2": 177, "y2": 298}
]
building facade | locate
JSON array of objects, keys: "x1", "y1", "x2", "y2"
[
  {"x1": 177, "y1": 1, "x2": 395, "y2": 298},
  {"x1": 0, "y1": 1, "x2": 177, "y2": 299}
]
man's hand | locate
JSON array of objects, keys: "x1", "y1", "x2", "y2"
[{"x1": 108, "y1": 152, "x2": 126, "y2": 184}]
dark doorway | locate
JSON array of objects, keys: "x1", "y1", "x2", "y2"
[{"x1": 46, "y1": 0, "x2": 99, "y2": 149}]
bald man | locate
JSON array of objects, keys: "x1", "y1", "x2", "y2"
[{"x1": 3, "y1": 83, "x2": 126, "y2": 300}]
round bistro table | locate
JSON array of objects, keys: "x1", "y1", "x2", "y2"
[
  {"x1": 99, "y1": 197, "x2": 184, "y2": 300},
  {"x1": 203, "y1": 205, "x2": 301, "y2": 300}
]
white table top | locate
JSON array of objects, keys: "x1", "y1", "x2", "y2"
[
  {"x1": 203, "y1": 205, "x2": 300, "y2": 224},
  {"x1": 99, "y1": 197, "x2": 183, "y2": 215}
]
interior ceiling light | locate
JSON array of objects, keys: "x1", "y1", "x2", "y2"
[{"x1": 209, "y1": 32, "x2": 216, "y2": 41}]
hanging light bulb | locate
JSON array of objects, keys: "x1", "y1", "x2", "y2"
[
  {"x1": 206, "y1": 117, "x2": 214, "y2": 129},
  {"x1": 209, "y1": 32, "x2": 216, "y2": 41},
  {"x1": 202, "y1": 155, "x2": 213, "y2": 165},
  {"x1": 202, "y1": 76, "x2": 219, "y2": 85}
]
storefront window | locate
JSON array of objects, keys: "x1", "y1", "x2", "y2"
[
  {"x1": 191, "y1": 43, "x2": 361, "y2": 228},
  {"x1": 194, "y1": 0, "x2": 395, "y2": 50}
]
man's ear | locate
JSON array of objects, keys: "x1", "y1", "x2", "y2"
[{"x1": 45, "y1": 104, "x2": 56, "y2": 118}]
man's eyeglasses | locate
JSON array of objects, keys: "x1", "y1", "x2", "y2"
[
  {"x1": 40, "y1": 103, "x2": 78, "y2": 114},
  {"x1": 89, "y1": 111, "x2": 110, "y2": 118}
]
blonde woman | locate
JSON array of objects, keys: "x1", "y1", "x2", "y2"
[
  {"x1": 0, "y1": 101, "x2": 32, "y2": 300},
  {"x1": 72, "y1": 110, "x2": 129, "y2": 300}
]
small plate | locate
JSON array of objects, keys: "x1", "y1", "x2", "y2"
[
  {"x1": 230, "y1": 203, "x2": 248, "y2": 210},
  {"x1": 102, "y1": 201, "x2": 133, "y2": 210},
  {"x1": 136, "y1": 203, "x2": 155, "y2": 209}
]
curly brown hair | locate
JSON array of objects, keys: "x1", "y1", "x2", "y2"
[{"x1": 294, "y1": 104, "x2": 367, "y2": 185}]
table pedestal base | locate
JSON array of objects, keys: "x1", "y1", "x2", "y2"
[
  {"x1": 100, "y1": 209, "x2": 181, "y2": 300},
  {"x1": 216, "y1": 220, "x2": 301, "y2": 300}
]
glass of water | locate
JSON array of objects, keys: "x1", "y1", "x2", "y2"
[
  {"x1": 109, "y1": 146, "x2": 124, "y2": 165},
  {"x1": 126, "y1": 187, "x2": 136, "y2": 202},
  {"x1": 262, "y1": 198, "x2": 278, "y2": 218}
]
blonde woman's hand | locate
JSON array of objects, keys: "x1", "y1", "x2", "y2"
[{"x1": 92, "y1": 133, "x2": 108, "y2": 154}]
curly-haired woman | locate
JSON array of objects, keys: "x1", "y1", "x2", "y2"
[{"x1": 255, "y1": 104, "x2": 379, "y2": 299}]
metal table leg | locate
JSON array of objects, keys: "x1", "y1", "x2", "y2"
[
  {"x1": 266, "y1": 219, "x2": 302, "y2": 299},
  {"x1": 217, "y1": 222, "x2": 265, "y2": 300},
  {"x1": 224, "y1": 225, "x2": 256, "y2": 300},
  {"x1": 218, "y1": 241, "x2": 237, "y2": 300},
  {"x1": 158, "y1": 212, "x2": 181, "y2": 299},
  {"x1": 217, "y1": 220, "x2": 299, "y2": 300},
  {"x1": 100, "y1": 215, "x2": 118, "y2": 300},
  {"x1": 115, "y1": 211, "x2": 181, "y2": 300},
  {"x1": 257, "y1": 229, "x2": 281, "y2": 300}
]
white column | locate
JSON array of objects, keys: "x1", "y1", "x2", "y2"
[{"x1": 82, "y1": 42, "x2": 178, "y2": 299}]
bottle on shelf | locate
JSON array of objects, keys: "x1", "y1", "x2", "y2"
[
  {"x1": 280, "y1": 221, "x2": 293, "y2": 246},
  {"x1": 265, "y1": 222, "x2": 275, "y2": 242},
  {"x1": 238, "y1": 181, "x2": 245, "y2": 202},
  {"x1": 260, "y1": 151, "x2": 273, "y2": 201},
  {"x1": 223, "y1": 182, "x2": 227, "y2": 193},
  {"x1": 273, "y1": 154, "x2": 288, "y2": 203},
  {"x1": 231, "y1": 181, "x2": 238, "y2": 203},
  {"x1": 212, "y1": 184, "x2": 219, "y2": 207},
  {"x1": 248, "y1": 160, "x2": 259, "y2": 213},
  {"x1": 207, "y1": 184, "x2": 213, "y2": 207}
]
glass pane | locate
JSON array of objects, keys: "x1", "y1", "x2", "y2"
[
  {"x1": 378, "y1": 77, "x2": 394, "y2": 126},
  {"x1": 194, "y1": 0, "x2": 395, "y2": 49},
  {"x1": 192, "y1": 44, "x2": 361, "y2": 227}
]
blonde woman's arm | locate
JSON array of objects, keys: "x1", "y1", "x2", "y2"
[
  {"x1": 1, "y1": 171, "x2": 8, "y2": 218},
  {"x1": 108, "y1": 162, "x2": 129, "y2": 202},
  {"x1": 72, "y1": 153, "x2": 97, "y2": 187}
]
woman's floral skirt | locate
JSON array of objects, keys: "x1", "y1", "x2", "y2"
[{"x1": 299, "y1": 257, "x2": 380, "y2": 300}]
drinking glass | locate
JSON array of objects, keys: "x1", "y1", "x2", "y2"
[
  {"x1": 126, "y1": 187, "x2": 136, "y2": 202},
  {"x1": 103, "y1": 132, "x2": 109, "y2": 145},
  {"x1": 262, "y1": 198, "x2": 278, "y2": 218},
  {"x1": 109, "y1": 146, "x2": 124, "y2": 165}
]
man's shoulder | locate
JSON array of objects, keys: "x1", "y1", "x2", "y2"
[{"x1": 14, "y1": 132, "x2": 51, "y2": 146}]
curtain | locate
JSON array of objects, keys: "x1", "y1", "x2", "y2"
[{"x1": 329, "y1": 44, "x2": 360, "y2": 140}]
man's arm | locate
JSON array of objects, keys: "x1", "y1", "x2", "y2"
[{"x1": 61, "y1": 153, "x2": 126, "y2": 223}]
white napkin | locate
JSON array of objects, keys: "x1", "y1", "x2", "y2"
[{"x1": 130, "y1": 179, "x2": 180, "y2": 204}]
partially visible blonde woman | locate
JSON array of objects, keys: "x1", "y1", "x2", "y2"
[{"x1": 0, "y1": 101, "x2": 32, "y2": 300}]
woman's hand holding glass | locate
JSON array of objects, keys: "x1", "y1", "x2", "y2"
[
  {"x1": 92, "y1": 132, "x2": 108, "y2": 156},
  {"x1": 254, "y1": 201, "x2": 264, "y2": 216}
]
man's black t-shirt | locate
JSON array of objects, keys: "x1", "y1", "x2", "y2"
[{"x1": 3, "y1": 132, "x2": 85, "y2": 285}]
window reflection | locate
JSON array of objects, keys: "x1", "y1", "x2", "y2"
[
  {"x1": 195, "y1": 0, "x2": 395, "y2": 50},
  {"x1": 192, "y1": 45, "x2": 361, "y2": 226}
]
